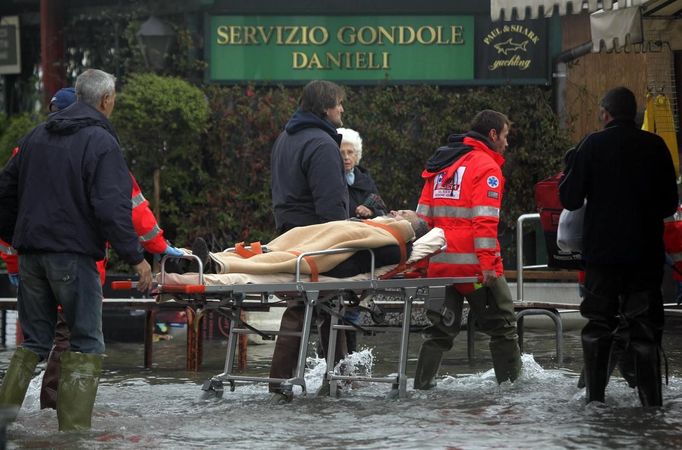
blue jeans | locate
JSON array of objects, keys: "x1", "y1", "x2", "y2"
[{"x1": 18, "y1": 253, "x2": 104, "y2": 358}]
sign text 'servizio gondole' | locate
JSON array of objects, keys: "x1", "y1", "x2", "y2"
[{"x1": 207, "y1": 15, "x2": 548, "y2": 84}]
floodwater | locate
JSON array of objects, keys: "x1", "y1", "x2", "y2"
[{"x1": 2, "y1": 316, "x2": 682, "y2": 450}]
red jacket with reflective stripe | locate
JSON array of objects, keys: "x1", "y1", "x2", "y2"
[
  {"x1": 96, "y1": 173, "x2": 167, "y2": 283},
  {"x1": 130, "y1": 174, "x2": 166, "y2": 254},
  {"x1": 417, "y1": 136, "x2": 505, "y2": 288},
  {"x1": 664, "y1": 204, "x2": 682, "y2": 281}
]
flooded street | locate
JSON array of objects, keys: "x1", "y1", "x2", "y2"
[{"x1": 3, "y1": 317, "x2": 682, "y2": 449}]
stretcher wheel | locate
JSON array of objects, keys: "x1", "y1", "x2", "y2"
[{"x1": 201, "y1": 379, "x2": 224, "y2": 398}]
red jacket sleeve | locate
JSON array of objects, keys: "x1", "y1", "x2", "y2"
[
  {"x1": 0, "y1": 238, "x2": 18, "y2": 273},
  {"x1": 130, "y1": 173, "x2": 168, "y2": 254},
  {"x1": 470, "y1": 162, "x2": 503, "y2": 273}
]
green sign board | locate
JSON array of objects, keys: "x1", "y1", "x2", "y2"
[{"x1": 208, "y1": 15, "x2": 475, "y2": 82}]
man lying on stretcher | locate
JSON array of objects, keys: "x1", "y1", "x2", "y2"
[{"x1": 186, "y1": 210, "x2": 429, "y2": 279}]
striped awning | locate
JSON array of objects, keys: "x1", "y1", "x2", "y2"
[{"x1": 490, "y1": 0, "x2": 647, "y2": 21}]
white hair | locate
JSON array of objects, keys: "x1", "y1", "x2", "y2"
[
  {"x1": 75, "y1": 69, "x2": 116, "y2": 108},
  {"x1": 337, "y1": 127, "x2": 363, "y2": 163}
]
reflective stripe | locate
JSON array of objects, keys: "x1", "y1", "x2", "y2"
[
  {"x1": 131, "y1": 193, "x2": 146, "y2": 208},
  {"x1": 0, "y1": 243, "x2": 17, "y2": 255},
  {"x1": 473, "y1": 206, "x2": 500, "y2": 217},
  {"x1": 139, "y1": 224, "x2": 161, "y2": 242},
  {"x1": 671, "y1": 252, "x2": 682, "y2": 263},
  {"x1": 430, "y1": 252, "x2": 480, "y2": 265},
  {"x1": 474, "y1": 237, "x2": 498, "y2": 249},
  {"x1": 430, "y1": 205, "x2": 500, "y2": 219},
  {"x1": 416, "y1": 204, "x2": 431, "y2": 217}
]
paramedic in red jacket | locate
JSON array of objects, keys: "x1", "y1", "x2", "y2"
[{"x1": 414, "y1": 109, "x2": 522, "y2": 389}]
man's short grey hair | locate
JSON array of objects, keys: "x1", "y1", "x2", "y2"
[
  {"x1": 337, "y1": 127, "x2": 363, "y2": 162},
  {"x1": 413, "y1": 218, "x2": 429, "y2": 240},
  {"x1": 75, "y1": 69, "x2": 116, "y2": 108}
]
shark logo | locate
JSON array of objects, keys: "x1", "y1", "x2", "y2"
[{"x1": 493, "y1": 38, "x2": 529, "y2": 55}]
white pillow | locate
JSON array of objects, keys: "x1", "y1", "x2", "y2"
[{"x1": 408, "y1": 227, "x2": 445, "y2": 263}]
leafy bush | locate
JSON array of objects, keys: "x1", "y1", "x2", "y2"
[
  {"x1": 0, "y1": 113, "x2": 43, "y2": 164},
  {"x1": 112, "y1": 73, "x2": 210, "y2": 250}
]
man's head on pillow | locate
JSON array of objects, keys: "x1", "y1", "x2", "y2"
[{"x1": 386, "y1": 210, "x2": 429, "y2": 240}]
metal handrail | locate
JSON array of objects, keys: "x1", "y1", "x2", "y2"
[{"x1": 515, "y1": 213, "x2": 547, "y2": 302}]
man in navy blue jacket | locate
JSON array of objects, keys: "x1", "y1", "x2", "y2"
[
  {"x1": 0, "y1": 69, "x2": 152, "y2": 430},
  {"x1": 560, "y1": 86, "x2": 678, "y2": 407},
  {"x1": 269, "y1": 80, "x2": 349, "y2": 402}
]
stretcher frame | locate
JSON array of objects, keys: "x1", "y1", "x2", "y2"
[{"x1": 116, "y1": 246, "x2": 475, "y2": 399}]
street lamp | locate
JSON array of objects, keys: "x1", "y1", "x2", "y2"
[{"x1": 136, "y1": 16, "x2": 175, "y2": 71}]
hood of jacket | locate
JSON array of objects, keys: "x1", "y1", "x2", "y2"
[
  {"x1": 44, "y1": 102, "x2": 120, "y2": 143},
  {"x1": 284, "y1": 108, "x2": 342, "y2": 145},
  {"x1": 424, "y1": 131, "x2": 504, "y2": 174}
]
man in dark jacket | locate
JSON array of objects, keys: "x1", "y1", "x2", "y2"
[
  {"x1": 271, "y1": 80, "x2": 349, "y2": 233},
  {"x1": 0, "y1": 69, "x2": 152, "y2": 430},
  {"x1": 560, "y1": 86, "x2": 678, "y2": 407},
  {"x1": 269, "y1": 80, "x2": 349, "y2": 402}
]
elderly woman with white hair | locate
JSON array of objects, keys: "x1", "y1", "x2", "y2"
[{"x1": 338, "y1": 127, "x2": 386, "y2": 219}]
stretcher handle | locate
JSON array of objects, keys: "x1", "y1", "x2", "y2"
[
  {"x1": 293, "y1": 247, "x2": 376, "y2": 283},
  {"x1": 111, "y1": 281, "x2": 159, "y2": 290},
  {"x1": 111, "y1": 281, "x2": 135, "y2": 290},
  {"x1": 159, "y1": 254, "x2": 204, "y2": 285}
]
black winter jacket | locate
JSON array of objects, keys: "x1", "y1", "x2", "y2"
[
  {"x1": 0, "y1": 102, "x2": 143, "y2": 265},
  {"x1": 271, "y1": 108, "x2": 349, "y2": 233},
  {"x1": 559, "y1": 119, "x2": 678, "y2": 265},
  {"x1": 348, "y1": 166, "x2": 385, "y2": 218}
]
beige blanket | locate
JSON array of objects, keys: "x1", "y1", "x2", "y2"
[
  {"x1": 210, "y1": 217, "x2": 415, "y2": 275},
  {"x1": 162, "y1": 227, "x2": 444, "y2": 286}
]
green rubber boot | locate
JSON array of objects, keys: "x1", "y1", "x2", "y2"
[
  {"x1": 413, "y1": 342, "x2": 444, "y2": 390},
  {"x1": 0, "y1": 347, "x2": 40, "y2": 421},
  {"x1": 57, "y1": 351, "x2": 102, "y2": 431},
  {"x1": 490, "y1": 338, "x2": 522, "y2": 383}
]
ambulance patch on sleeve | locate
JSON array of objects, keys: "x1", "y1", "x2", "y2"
[
  {"x1": 487, "y1": 190, "x2": 499, "y2": 199},
  {"x1": 487, "y1": 176, "x2": 499, "y2": 188}
]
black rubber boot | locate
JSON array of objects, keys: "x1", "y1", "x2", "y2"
[
  {"x1": 191, "y1": 237, "x2": 214, "y2": 273},
  {"x1": 582, "y1": 324, "x2": 613, "y2": 404},
  {"x1": 616, "y1": 290, "x2": 664, "y2": 406},
  {"x1": 632, "y1": 341, "x2": 662, "y2": 407}
]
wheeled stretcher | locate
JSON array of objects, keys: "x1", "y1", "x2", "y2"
[{"x1": 113, "y1": 228, "x2": 476, "y2": 399}]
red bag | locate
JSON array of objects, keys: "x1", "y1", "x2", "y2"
[{"x1": 534, "y1": 172, "x2": 583, "y2": 270}]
